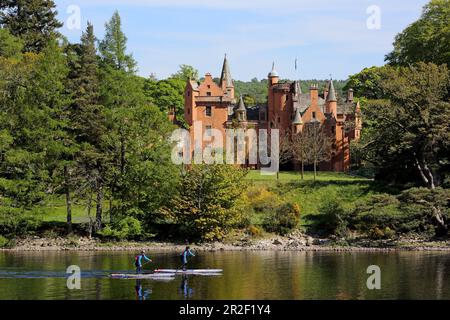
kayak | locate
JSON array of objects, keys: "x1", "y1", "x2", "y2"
[
  {"x1": 154, "y1": 269, "x2": 223, "y2": 275},
  {"x1": 110, "y1": 273, "x2": 175, "y2": 280}
]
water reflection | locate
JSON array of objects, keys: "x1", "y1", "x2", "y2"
[
  {"x1": 179, "y1": 275, "x2": 193, "y2": 299},
  {"x1": 1, "y1": 251, "x2": 449, "y2": 300},
  {"x1": 134, "y1": 280, "x2": 152, "y2": 300}
]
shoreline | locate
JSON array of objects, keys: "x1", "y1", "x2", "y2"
[{"x1": 2, "y1": 235, "x2": 450, "y2": 252}]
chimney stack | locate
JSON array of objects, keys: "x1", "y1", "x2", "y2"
[
  {"x1": 310, "y1": 84, "x2": 319, "y2": 105},
  {"x1": 347, "y1": 88, "x2": 354, "y2": 103}
]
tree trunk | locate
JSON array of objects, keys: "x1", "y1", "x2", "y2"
[
  {"x1": 300, "y1": 160, "x2": 304, "y2": 180},
  {"x1": 313, "y1": 160, "x2": 317, "y2": 182},
  {"x1": 64, "y1": 166, "x2": 72, "y2": 235},
  {"x1": 96, "y1": 178, "x2": 103, "y2": 231},
  {"x1": 432, "y1": 205, "x2": 448, "y2": 236},
  {"x1": 276, "y1": 171, "x2": 279, "y2": 180}
]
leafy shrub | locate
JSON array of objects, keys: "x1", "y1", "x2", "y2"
[
  {"x1": 0, "y1": 207, "x2": 42, "y2": 237},
  {"x1": 168, "y1": 164, "x2": 248, "y2": 241},
  {"x1": 98, "y1": 216, "x2": 143, "y2": 241},
  {"x1": 263, "y1": 202, "x2": 301, "y2": 235},
  {"x1": 0, "y1": 235, "x2": 9, "y2": 248},
  {"x1": 247, "y1": 225, "x2": 263, "y2": 237},
  {"x1": 398, "y1": 187, "x2": 450, "y2": 236},
  {"x1": 368, "y1": 227, "x2": 396, "y2": 240},
  {"x1": 316, "y1": 199, "x2": 348, "y2": 236}
]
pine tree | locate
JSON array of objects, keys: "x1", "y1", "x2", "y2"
[
  {"x1": 65, "y1": 23, "x2": 110, "y2": 231},
  {"x1": 99, "y1": 10, "x2": 136, "y2": 73},
  {"x1": 0, "y1": 0, "x2": 62, "y2": 53}
]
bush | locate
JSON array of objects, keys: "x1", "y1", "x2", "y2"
[
  {"x1": 0, "y1": 207, "x2": 42, "y2": 237},
  {"x1": 247, "y1": 225, "x2": 263, "y2": 237},
  {"x1": 0, "y1": 235, "x2": 9, "y2": 248},
  {"x1": 316, "y1": 199, "x2": 348, "y2": 236},
  {"x1": 168, "y1": 164, "x2": 248, "y2": 241},
  {"x1": 368, "y1": 227, "x2": 396, "y2": 240},
  {"x1": 263, "y1": 202, "x2": 301, "y2": 235},
  {"x1": 98, "y1": 216, "x2": 143, "y2": 241},
  {"x1": 398, "y1": 187, "x2": 450, "y2": 236}
]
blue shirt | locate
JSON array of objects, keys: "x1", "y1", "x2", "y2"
[
  {"x1": 137, "y1": 254, "x2": 151, "y2": 267},
  {"x1": 181, "y1": 249, "x2": 195, "y2": 264}
]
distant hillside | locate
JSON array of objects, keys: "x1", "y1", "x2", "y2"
[{"x1": 232, "y1": 78, "x2": 348, "y2": 106}]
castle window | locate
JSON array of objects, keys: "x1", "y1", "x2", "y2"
[
  {"x1": 207, "y1": 85, "x2": 211, "y2": 89},
  {"x1": 187, "y1": 91, "x2": 190, "y2": 97},
  {"x1": 331, "y1": 126, "x2": 335, "y2": 134},
  {"x1": 206, "y1": 92, "x2": 212, "y2": 96},
  {"x1": 206, "y1": 106, "x2": 212, "y2": 117},
  {"x1": 312, "y1": 112, "x2": 316, "y2": 119}
]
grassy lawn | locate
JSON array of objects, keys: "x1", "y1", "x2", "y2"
[
  {"x1": 42, "y1": 197, "x2": 110, "y2": 223},
  {"x1": 42, "y1": 171, "x2": 382, "y2": 231},
  {"x1": 245, "y1": 170, "x2": 382, "y2": 229}
]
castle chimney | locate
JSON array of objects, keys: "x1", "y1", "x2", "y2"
[
  {"x1": 310, "y1": 84, "x2": 319, "y2": 105},
  {"x1": 323, "y1": 85, "x2": 329, "y2": 101},
  {"x1": 347, "y1": 88, "x2": 354, "y2": 103}
]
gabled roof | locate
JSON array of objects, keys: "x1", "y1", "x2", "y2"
[{"x1": 189, "y1": 79, "x2": 200, "y2": 91}]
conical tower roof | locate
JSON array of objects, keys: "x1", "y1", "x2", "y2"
[
  {"x1": 326, "y1": 79, "x2": 337, "y2": 102},
  {"x1": 292, "y1": 107, "x2": 303, "y2": 125},
  {"x1": 237, "y1": 95, "x2": 246, "y2": 111},
  {"x1": 220, "y1": 54, "x2": 233, "y2": 87},
  {"x1": 268, "y1": 62, "x2": 279, "y2": 78}
]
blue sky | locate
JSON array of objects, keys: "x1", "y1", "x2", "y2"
[{"x1": 55, "y1": 0, "x2": 429, "y2": 81}]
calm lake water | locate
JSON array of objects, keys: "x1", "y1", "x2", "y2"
[{"x1": 0, "y1": 250, "x2": 449, "y2": 300}]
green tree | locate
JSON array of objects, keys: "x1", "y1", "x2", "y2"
[
  {"x1": 362, "y1": 62, "x2": 450, "y2": 188},
  {"x1": 386, "y1": 0, "x2": 450, "y2": 66},
  {"x1": 171, "y1": 64, "x2": 198, "y2": 81},
  {"x1": 343, "y1": 66, "x2": 386, "y2": 99},
  {"x1": 0, "y1": 28, "x2": 23, "y2": 58},
  {"x1": 144, "y1": 77, "x2": 186, "y2": 125},
  {"x1": 168, "y1": 165, "x2": 248, "y2": 241},
  {"x1": 99, "y1": 10, "x2": 136, "y2": 73},
  {"x1": 0, "y1": 0, "x2": 62, "y2": 53},
  {"x1": 65, "y1": 23, "x2": 105, "y2": 233}
]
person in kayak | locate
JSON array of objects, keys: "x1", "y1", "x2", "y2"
[
  {"x1": 180, "y1": 246, "x2": 195, "y2": 271},
  {"x1": 135, "y1": 251, "x2": 152, "y2": 274}
]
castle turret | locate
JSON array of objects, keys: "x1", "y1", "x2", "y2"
[
  {"x1": 220, "y1": 54, "x2": 234, "y2": 98},
  {"x1": 326, "y1": 79, "x2": 337, "y2": 118},
  {"x1": 268, "y1": 62, "x2": 279, "y2": 86},
  {"x1": 292, "y1": 107, "x2": 303, "y2": 133},
  {"x1": 236, "y1": 95, "x2": 247, "y2": 122}
]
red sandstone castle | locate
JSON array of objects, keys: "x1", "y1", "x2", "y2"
[{"x1": 182, "y1": 56, "x2": 362, "y2": 172}]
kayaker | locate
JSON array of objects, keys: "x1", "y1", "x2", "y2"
[
  {"x1": 135, "y1": 250, "x2": 152, "y2": 274},
  {"x1": 180, "y1": 246, "x2": 195, "y2": 271}
]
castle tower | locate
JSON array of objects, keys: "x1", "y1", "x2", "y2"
[
  {"x1": 236, "y1": 96, "x2": 247, "y2": 122},
  {"x1": 326, "y1": 79, "x2": 337, "y2": 118},
  {"x1": 292, "y1": 107, "x2": 303, "y2": 134},
  {"x1": 268, "y1": 62, "x2": 279, "y2": 86},
  {"x1": 220, "y1": 54, "x2": 234, "y2": 99}
]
